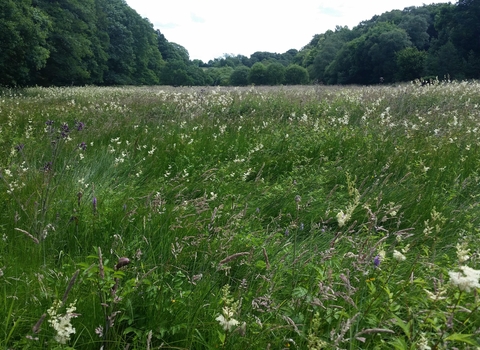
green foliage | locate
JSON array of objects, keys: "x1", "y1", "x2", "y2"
[
  {"x1": 285, "y1": 64, "x2": 309, "y2": 85},
  {"x1": 266, "y1": 63, "x2": 286, "y2": 85},
  {"x1": 0, "y1": 0, "x2": 51, "y2": 86},
  {"x1": 2, "y1": 83, "x2": 480, "y2": 348},
  {"x1": 229, "y1": 66, "x2": 250, "y2": 86},
  {"x1": 396, "y1": 47, "x2": 426, "y2": 81},
  {"x1": 248, "y1": 62, "x2": 268, "y2": 85}
]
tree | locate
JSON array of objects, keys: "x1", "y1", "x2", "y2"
[
  {"x1": 0, "y1": 0, "x2": 50, "y2": 86},
  {"x1": 285, "y1": 65, "x2": 309, "y2": 85},
  {"x1": 399, "y1": 15, "x2": 430, "y2": 50},
  {"x1": 266, "y1": 63, "x2": 285, "y2": 85},
  {"x1": 430, "y1": 41, "x2": 464, "y2": 79},
  {"x1": 206, "y1": 67, "x2": 233, "y2": 86},
  {"x1": 36, "y1": 0, "x2": 99, "y2": 85},
  {"x1": 230, "y1": 66, "x2": 250, "y2": 86},
  {"x1": 396, "y1": 47, "x2": 426, "y2": 81},
  {"x1": 248, "y1": 62, "x2": 268, "y2": 85}
]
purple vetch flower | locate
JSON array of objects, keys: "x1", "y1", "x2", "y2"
[
  {"x1": 373, "y1": 255, "x2": 381, "y2": 268},
  {"x1": 78, "y1": 142, "x2": 87, "y2": 151},
  {"x1": 75, "y1": 121, "x2": 85, "y2": 131},
  {"x1": 285, "y1": 228, "x2": 289, "y2": 236},
  {"x1": 93, "y1": 197, "x2": 97, "y2": 213},
  {"x1": 15, "y1": 144, "x2": 25, "y2": 152},
  {"x1": 61, "y1": 123, "x2": 70, "y2": 138},
  {"x1": 45, "y1": 120, "x2": 54, "y2": 126}
]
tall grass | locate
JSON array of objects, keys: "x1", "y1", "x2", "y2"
[{"x1": 1, "y1": 81, "x2": 480, "y2": 349}]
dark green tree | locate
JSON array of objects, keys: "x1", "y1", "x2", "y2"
[
  {"x1": 230, "y1": 66, "x2": 250, "y2": 86},
  {"x1": 396, "y1": 47, "x2": 426, "y2": 81},
  {"x1": 207, "y1": 67, "x2": 234, "y2": 86},
  {"x1": 0, "y1": 0, "x2": 51, "y2": 86},
  {"x1": 285, "y1": 64, "x2": 309, "y2": 85},
  {"x1": 36, "y1": 0, "x2": 99, "y2": 85},
  {"x1": 399, "y1": 15, "x2": 430, "y2": 50},
  {"x1": 266, "y1": 63, "x2": 286, "y2": 85},
  {"x1": 426, "y1": 41, "x2": 464, "y2": 79},
  {"x1": 465, "y1": 50, "x2": 480, "y2": 79},
  {"x1": 248, "y1": 62, "x2": 268, "y2": 85}
]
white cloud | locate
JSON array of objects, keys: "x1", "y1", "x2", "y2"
[{"x1": 125, "y1": 0, "x2": 451, "y2": 62}]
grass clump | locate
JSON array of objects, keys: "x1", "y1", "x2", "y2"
[{"x1": 1, "y1": 82, "x2": 480, "y2": 349}]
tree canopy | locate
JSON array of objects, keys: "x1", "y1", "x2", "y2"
[{"x1": 1, "y1": 0, "x2": 479, "y2": 86}]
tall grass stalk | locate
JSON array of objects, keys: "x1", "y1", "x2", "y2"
[{"x1": 1, "y1": 82, "x2": 480, "y2": 349}]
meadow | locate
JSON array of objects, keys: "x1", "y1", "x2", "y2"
[{"x1": 1, "y1": 81, "x2": 480, "y2": 349}]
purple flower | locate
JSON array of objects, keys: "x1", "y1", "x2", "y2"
[
  {"x1": 93, "y1": 197, "x2": 97, "y2": 213},
  {"x1": 285, "y1": 228, "x2": 289, "y2": 236},
  {"x1": 75, "y1": 121, "x2": 85, "y2": 131},
  {"x1": 15, "y1": 144, "x2": 25, "y2": 152},
  {"x1": 61, "y1": 123, "x2": 70, "y2": 138},
  {"x1": 45, "y1": 120, "x2": 54, "y2": 126},
  {"x1": 79, "y1": 142, "x2": 87, "y2": 151},
  {"x1": 373, "y1": 255, "x2": 381, "y2": 268}
]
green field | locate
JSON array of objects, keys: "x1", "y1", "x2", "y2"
[{"x1": 1, "y1": 82, "x2": 480, "y2": 349}]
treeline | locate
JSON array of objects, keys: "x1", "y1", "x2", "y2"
[
  {"x1": 208, "y1": 0, "x2": 480, "y2": 85},
  {"x1": 1, "y1": 0, "x2": 209, "y2": 86},
  {"x1": 1, "y1": 0, "x2": 479, "y2": 87},
  {"x1": 297, "y1": 0, "x2": 480, "y2": 84}
]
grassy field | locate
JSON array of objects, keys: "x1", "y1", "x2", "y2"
[{"x1": 1, "y1": 81, "x2": 480, "y2": 349}]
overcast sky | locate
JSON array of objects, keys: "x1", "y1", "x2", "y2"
[{"x1": 124, "y1": 0, "x2": 451, "y2": 62}]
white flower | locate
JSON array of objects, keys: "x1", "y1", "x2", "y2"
[
  {"x1": 456, "y1": 242, "x2": 470, "y2": 263},
  {"x1": 448, "y1": 266, "x2": 480, "y2": 292},
  {"x1": 47, "y1": 300, "x2": 78, "y2": 344},
  {"x1": 215, "y1": 314, "x2": 239, "y2": 331},
  {"x1": 393, "y1": 250, "x2": 406, "y2": 261},
  {"x1": 336, "y1": 210, "x2": 350, "y2": 228}
]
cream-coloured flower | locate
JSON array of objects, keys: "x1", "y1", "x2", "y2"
[
  {"x1": 215, "y1": 314, "x2": 239, "y2": 331},
  {"x1": 448, "y1": 266, "x2": 480, "y2": 292},
  {"x1": 393, "y1": 250, "x2": 406, "y2": 262},
  {"x1": 47, "y1": 300, "x2": 78, "y2": 344},
  {"x1": 456, "y1": 242, "x2": 471, "y2": 263},
  {"x1": 336, "y1": 210, "x2": 350, "y2": 228}
]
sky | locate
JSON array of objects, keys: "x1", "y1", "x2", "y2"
[{"x1": 124, "y1": 0, "x2": 452, "y2": 63}]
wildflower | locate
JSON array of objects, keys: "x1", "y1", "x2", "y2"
[
  {"x1": 75, "y1": 121, "x2": 84, "y2": 131},
  {"x1": 216, "y1": 285, "x2": 240, "y2": 332},
  {"x1": 47, "y1": 300, "x2": 78, "y2": 344},
  {"x1": 93, "y1": 197, "x2": 97, "y2": 213},
  {"x1": 373, "y1": 255, "x2": 381, "y2": 268},
  {"x1": 393, "y1": 250, "x2": 406, "y2": 261},
  {"x1": 456, "y1": 242, "x2": 470, "y2": 263},
  {"x1": 61, "y1": 123, "x2": 70, "y2": 138},
  {"x1": 448, "y1": 265, "x2": 480, "y2": 292},
  {"x1": 216, "y1": 307, "x2": 240, "y2": 331},
  {"x1": 336, "y1": 210, "x2": 350, "y2": 228},
  {"x1": 15, "y1": 144, "x2": 24, "y2": 152},
  {"x1": 78, "y1": 142, "x2": 87, "y2": 151}
]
